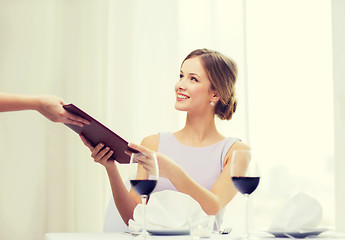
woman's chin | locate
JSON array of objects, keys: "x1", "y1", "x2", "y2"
[{"x1": 174, "y1": 102, "x2": 188, "y2": 111}]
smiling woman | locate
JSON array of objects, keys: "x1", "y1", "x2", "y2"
[{"x1": 83, "y1": 49, "x2": 250, "y2": 230}]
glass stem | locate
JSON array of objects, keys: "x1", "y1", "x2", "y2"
[
  {"x1": 141, "y1": 195, "x2": 147, "y2": 232},
  {"x1": 245, "y1": 194, "x2": 249, "y2": 238}
]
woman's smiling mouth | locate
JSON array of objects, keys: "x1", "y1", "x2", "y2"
[{"x1": 176, "y1": 93, "x2": 190, "y2": 101}]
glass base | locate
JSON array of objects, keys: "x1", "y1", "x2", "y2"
[{"x1": 135, "y1": 229, "x2": 151, "y2": 240}]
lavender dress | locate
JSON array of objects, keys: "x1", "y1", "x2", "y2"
[{"x1": 154, "y1": 132, "x2": 240, "y2": 229}]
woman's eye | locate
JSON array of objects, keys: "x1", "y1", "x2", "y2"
[
  {"x1": 179, "y1": 74, "x2": 183, "y2": 79},
  {"x1": 191, "y1": 77, "x2": 198, "y2": 82}
]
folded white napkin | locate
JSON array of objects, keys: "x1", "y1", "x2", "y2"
[
  {"x1": 269, "y1": 192, "x2": 322, "y2": 232},
  {"x1": 129, "y1": 190, "x2": 207, "y2": 231}
]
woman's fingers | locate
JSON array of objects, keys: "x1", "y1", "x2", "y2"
[
  {"x1": 91, "y1": 142, "x2": 105, "y2": 158},
  {"x1": 64, "y1": 117, "x2": 84, "y2": 127},
  {"x1": 94, "y1": 147, "x2": 113, "y2": 163},
  {"x1": 134, "y1": 157, "x2": 157, "y2": 175},
  {"x1": 127, "y1": 142, "x2": 159, "y2": 174},
  {"x1": 63, "y1": 111, "x2": 91, "y2": 126},
  {"x1": 128, "y1": 142, "x2": 150, "y2": 156},
  {"x1": 131, "y1": 152, "x2": 149, "y2": 162},
  {"x1": 104, "y1": 149, "x2": 114, "y2": 161},
  {"x1": 79, "y1": 134, "x2": 115, "y2": 168}
]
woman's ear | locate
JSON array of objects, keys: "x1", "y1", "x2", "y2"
[{"x1": 211, "y1": 92, "x2": 220, "y2": 103}]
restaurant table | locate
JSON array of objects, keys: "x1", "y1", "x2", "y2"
[
  {"x1": 43, "y1": 232, "x2": 345, "y2": 240},
  {"x1": 43, "y1": 232, "x2": 229, "y2": 240}
]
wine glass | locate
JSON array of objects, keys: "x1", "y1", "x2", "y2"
[
  {"x1": 129, "y1": 152, "x2": 159, "y2": 239},
  {"x1": 230, "y1": 149, "x2": 260, "y2": 239}
]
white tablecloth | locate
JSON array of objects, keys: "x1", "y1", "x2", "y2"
[
  {"x1": 43, "y1": 232, "x2": 345, "y2": 240},
  {"x1": 43, "y1": 232, "x2": 229, "y2": 240}
]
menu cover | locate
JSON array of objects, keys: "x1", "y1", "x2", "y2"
[{"x1": 63, "y1": 104, "x2": 139, "y2": 164}]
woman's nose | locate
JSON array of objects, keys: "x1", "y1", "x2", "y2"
[{"x1": 176, "y1": 78, "x2": 186, "y2": 90}]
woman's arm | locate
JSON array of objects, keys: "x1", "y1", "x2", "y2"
[
  {"x1": 0, "y1": 92, "x2": 89, "y2": 126},
  {"x1": 81, "y1": 132, "x2": 249, "y2": 224},
  {"x1": 173, "y1": 141, "x2": 250, "y2": 215},
  {"x1": 170, "y1": 141, "x2": 250, "y2": 214},
  {"x1": 130, "y1": 136, "x2": 250, "y2": 215},
  {"x1": 80, "y1": 135, "x2": 140, "y2": 225},
  {"x1": 106, "y1": 163, "x2": 140, "y2": 225}
]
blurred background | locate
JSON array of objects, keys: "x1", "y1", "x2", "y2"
[{"x1": 0, "y1": 0, "x2": 344, "y2": 240}]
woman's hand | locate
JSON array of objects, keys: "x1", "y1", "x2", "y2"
[
  {"x1": 0, "y1": 93, "x2": 90, "y2": 126},
  {"x1": 127, "y1": 142, "x2": 179, "y2": 179},
  {"x1": 80, "y1": 134, "x2": 115, "y2": 169},
  {"x1": 37, "y1": 95, "x2": 90, "y2": 127}
]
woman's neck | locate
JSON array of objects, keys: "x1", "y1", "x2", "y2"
[{"x1": 174, "y1": 112, "x2": 224, "y2": 147}]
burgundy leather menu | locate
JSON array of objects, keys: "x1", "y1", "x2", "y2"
[{"x1": 63, "y1": 104, "x2": 139, "y2": 164}]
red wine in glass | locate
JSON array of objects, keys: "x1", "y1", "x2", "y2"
[
  {"x1": 230, "y1": 149, "x2": 260, "y2": 239},
  {"x1": 129, "y1": 152, "x2": 159, "y2": 239},
  {"x1": 231, "y1": 177, "x2": 260, "y2": 195},
  {"x1": 130, "y1": 179, "x2": 157, "y2": 196}
]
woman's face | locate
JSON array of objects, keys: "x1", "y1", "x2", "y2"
[{"x1": 175, "y1": 57, "x2": 216, "y2": 113}]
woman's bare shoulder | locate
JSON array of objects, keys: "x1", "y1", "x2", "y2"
[
  {"x1": 223, "y1": 141, "x2": 250, "y2": 166},
  {"x1": 140, "y1": 134, "x2": 160, "y2": 151},
  {"x1": 231, "y1": 141, "x2": 250, "y2": 151}
]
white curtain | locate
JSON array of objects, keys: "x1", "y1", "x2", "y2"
[
  {"x1": 0, "y1": 1, "x2": 192, "y2": 240},
  {"x1": 1, "y1": 1, "x2": 111, "y2": 240},
  {"x1": 106, "y1": 0, "x2": 181, "y2": 142}
]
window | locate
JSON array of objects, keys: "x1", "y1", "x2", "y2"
[
  {"x1": 176, "y1": 0, "x2": 334, "y2": 230},
  {"x1": 246, "y1": 0, "x2": 334, "y2": 228}
]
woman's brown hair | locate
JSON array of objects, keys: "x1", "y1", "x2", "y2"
[{"x1": 183, "y1": 49, "x2": 238, "y2": 120}]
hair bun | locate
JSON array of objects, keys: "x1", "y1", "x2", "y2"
[
  {"x1": 220, "y1": 98, "x2": 237, "y2": 120},
  {"x1": 233, "y1": 99, "x2": 237, "y2": 114}
]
